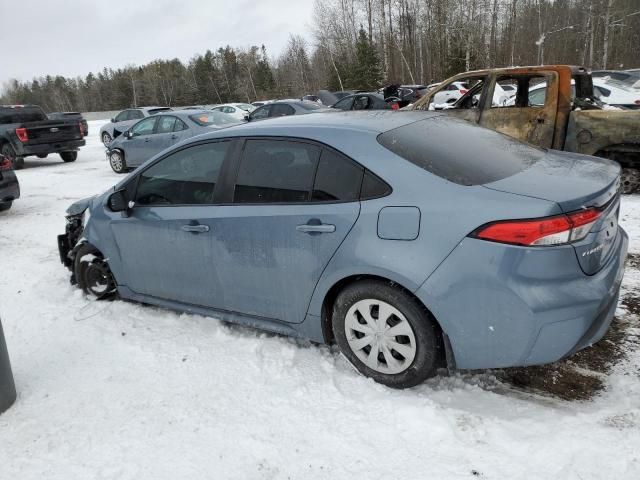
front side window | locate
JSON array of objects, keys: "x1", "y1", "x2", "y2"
[
  {"x1": 333, "y1": 97, "x2": 354, "y2": 110},
  {"x1": 234, "y1": 140, "x2": 320, "y2": 203},
  {"x1": 129, "y1": 110, "x2": 144, "y2": 120},
  {"x1": 353, "y1": 96, "x2": 370, "y2": 110},
  {"x1": 250, "y1": 106, "x2": 270, "y2": 120},
  {"x1": 135, "y1": 142, "x2": 229, "y2": 206},
  {"x1": 270, "y1": 104, "x2": 295, "y2": 117},
  {"x1": 131, "y1": 117, "x2": 157, "y2": 136},
  {"x1": 115, "y1": 110, "x2": 129, "y2": 122}
]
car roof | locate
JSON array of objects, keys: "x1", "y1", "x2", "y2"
[
  {"x1": 161, "y1": 109, "x2": 210, "y2": 118},
  {"x1": 201, "y1": 111, "x2": 443, "y2": 138}
]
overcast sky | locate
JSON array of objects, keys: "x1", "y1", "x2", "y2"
[{"x1": 0, "y1": 0, "x2": 315, "y2": 88}]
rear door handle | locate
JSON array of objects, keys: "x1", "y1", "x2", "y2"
[
  {"x1": 181, "y1": 224, "x2": 210, "y2": 233},
  {"x1": 296, "y1": 223, "x2": 335, "y2": 234}
]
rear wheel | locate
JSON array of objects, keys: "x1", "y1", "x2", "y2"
[
  {"x1": 1, "y1": 144, "x2": 24, "y2": 170},
  {"x1": 60, "y1": 151, "x2": 77, "y2": 163},
  {"x1": 332, "y1": 280, "x2": 442, "y2": 389},
  {"x1": 0, "y1": 201, "x2": 12, "y2": 212},
  {"x1": 74, "y1": 244, "x2": 116, "y2": 299},
  {"x1": 109, "y1": 150, "x2": 127, "y2": 174},
  {"x1": 101, "y1": 132, "x2": 112, "y2": 146},
  {"x1": 620, "y1": 168, "x2": 640, "y2": 194},
  {"x1": 36, "y1": 154, "x2": 48, "y2": 159}
]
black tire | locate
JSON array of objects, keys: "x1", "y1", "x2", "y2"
[
  {"x1": 36, "y1": 154, "x2": 48, "y2": 159},
  {"x1": 1, "y1": 144, "x2": 24, "y2": 170},
  {"x1": 109, "y1": 150, "x2": 127, "y2": 174},
  {"x1": 101, "y1": 132, "x2": 112, "y2": 146},
  {"x1": 73, "y1": 244, "x2": 116, "y2": 300},
  {"x1": 332, "y1": 280, "x2": 443, "y2": 389},
  {"x1": 60, "y1": 151, "x2": 77, "y2": 163},
  {"x1": 0, "y1": 201, "x2": 12, "y2": 212}
]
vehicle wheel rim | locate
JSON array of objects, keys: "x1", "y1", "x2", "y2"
[
  {"x1": 84, "y1": 260, "x2": 115, "y2": 298},
  {"x1": 620, "y1": 168, "x2": 639, "y2": 194},
  {"x1": 110, "y1": 152, "x2": 123, "y2": 172},
  {"x1": 344, "y1": 299, "x2": 417, "y2": 374},
  {"x1": 102, "y1": 133, "x2": 111, "y2": 145}
]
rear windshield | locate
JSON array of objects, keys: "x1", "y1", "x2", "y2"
[
  {"x1": 377, "y1": 117, "x2": 544, "y2": 186},
  {"x1": 148, "y1": 108, "x2": 172, "y2": 115},
  {"x1": 189, "y1": 111, "x2": 239, "y2": 126},
  {"x1": 0, "y1": 106, "x2": 47, "y2": 124}
]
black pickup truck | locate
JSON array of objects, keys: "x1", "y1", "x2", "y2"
[{"x1": 0, "y1": 105, "x2": 85, "y2": 169}]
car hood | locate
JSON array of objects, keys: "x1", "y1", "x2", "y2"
[{"x1": 66, "y1": 195, "x2": 98, "y2": 216}]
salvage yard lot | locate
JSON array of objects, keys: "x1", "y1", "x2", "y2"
[{"x1": 0, "y1": 120, "x2": 639, "y2": 479}]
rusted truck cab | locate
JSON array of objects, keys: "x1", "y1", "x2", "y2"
[{"x1": 411, "y1": 65, "x2": 640, "y2": 193}]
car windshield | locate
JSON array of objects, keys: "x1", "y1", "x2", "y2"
[{"x1": 189, "y1": 111, "x2": 239, "y2": 126}]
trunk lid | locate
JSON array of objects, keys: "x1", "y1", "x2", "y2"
[
  {"x1": 483, "y1": 150, "x2": 622, "y2": 275},
  {"x1": 23, "y1": 120, "x2": 83, "y2": 145}
]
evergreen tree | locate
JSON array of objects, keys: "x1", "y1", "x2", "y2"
[{"x1": 350, "y1": 27, "x2": 382, "y2": 91}]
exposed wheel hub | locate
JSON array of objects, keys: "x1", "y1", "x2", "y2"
[{"x1": 84, "y1": 260, "x2": 115, "y2": 298}]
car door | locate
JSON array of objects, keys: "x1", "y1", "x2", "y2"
[
  {"x1": 201, "y1": 139, "x2": 362, "y2": 323},
  {"x1": 332, "y1": 97, "x2": 355, "y2": 110},
  {"x1": 479, "y1": 73, "x2": 558, "y2": 149},
  {"x1": 124, "y1": 116, "x2": 159, "y2": 166},
  {"x1": 109, "y1": 140, "x2": 233, "y2": 305},
  {"x1": 154, "y1": 115, "x2": 191, "y2": 153},
  {"x1": 248, "y1": 105, "x2": 271, "y2": 121}
]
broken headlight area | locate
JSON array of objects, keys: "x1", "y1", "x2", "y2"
[{"x1": 57, "y1": 211, "x2": 86, "y2": 282}]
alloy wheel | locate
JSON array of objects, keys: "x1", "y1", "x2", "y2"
[{"x1": 109, "y1": 151, "x2": 123, "y2": 173}]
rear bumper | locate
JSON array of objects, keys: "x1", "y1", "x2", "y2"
[
  {"x1": 15, "y1": 139, "x2": 85, "y2": 157},
  {"x1": 416, "y1": 227, "x2": 628, "y2": 370},
  {"x1": 0, "y1": 170, "x2": 20, "y2": 203}
]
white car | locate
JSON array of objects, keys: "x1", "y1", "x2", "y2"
[
  {"x1": 521, "y1": 79, "x2": 640, "y2": 109},
  {"x1": 210, "y1": 103, "x2": 256, "y2": 121},
  {"x1": 593, "y1": 78, "x2": 640, "y2": 109},
  {"x1": 431, "y1": 81, "x2": 469, "y2": 107}
]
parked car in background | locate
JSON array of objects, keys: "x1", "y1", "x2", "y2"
[
  {"x1": 252, "y1": 100, "x2": 275, "y2": 107},
  {"x1": 247, "y1": 100, "x2": 332, "y2": 121},
  {"x1": 592, "y1": 70, "x2": 640, "y2": 89},
  {"x1": 0, "y1": 104, "x2": 85, "y2": 169},
  {"x1": 106, "y1": 110, "x2": 240, "y2": 173},
  {"x1": 301, "y1": 95, "x2": 323, "y2": 104},
  {"x1": 99, "y1": 107, "x2": 172, "y2": 146},
  {"x1": 411, "y1": 65, "x2": 640, "y2": 193},
  {"x1": 58, "y1": 111, "x2": 627, "y2": 389},
  {"x1": 331, "y1": 93, "x2": 399, "y2": 111},
  {"x1": 0, "y1": 154, "x2": 19, "y2": 211},
  {"x1": 593, "y1": 78, "x2": 640, "y2": 109},
  {"x1": 430, "y1": 81, "x2": 469, "y2": 108},
  {"x1": 48, "y1": 112, "x2": 88, "y2": 136},
  {"x1": 210, "y1": 103, "x2": 256, "y2": 121},
  {"x1": 397, "y1": 85, "x2": 429, "y2": 105}
]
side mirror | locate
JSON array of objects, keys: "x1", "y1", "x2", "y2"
[
  {"x1": 124, "y1": 130, "x2": 133, "y2": 139},
  {"x1": 243, "y1": 114, "x2": 249, "y2": 121},
  {"x1": 108, "y1": 189, "x2": 129, "y2": 212},
  {"x1": 111, "y1": 118, "x2": 115, "y2": 123}
]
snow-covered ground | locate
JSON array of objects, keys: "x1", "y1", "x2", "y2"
[{"x1": 0, "y1": 120, "x2": 639, "y2": 479}]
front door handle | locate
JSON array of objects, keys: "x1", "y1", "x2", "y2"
[
  {"x1": 296, "y1": 221, "x2": 336, "y2": 234},
  {"x1": 181, "y1": 224, "x2": 210, "y2": 233},
  {"x1": 171, "y1": 134, "x2": 178, "y2": 139}
]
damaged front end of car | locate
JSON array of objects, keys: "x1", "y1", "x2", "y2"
[{"x1": 57, "y1": 196, "x2": 94, "y2": 284}]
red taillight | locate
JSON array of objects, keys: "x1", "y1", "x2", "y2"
[
  {"x1": 0, "y1": 156, "x2": 11, "y2": 171},
  {"x1": 635, "y1": 100, "x2": 640, "y2": 105},
  {"x1": 473, "y1": 208, "x2": 602, "y2": 246},
  {"x1": 459, "y1": 89, "x2": 468, "y2": 95},
  {"x1": 78, "y1": 122, "x2": 84, "y2": 136},
  {"x1": 15, "y1": 127, "x2": 28, "y2": 142}
]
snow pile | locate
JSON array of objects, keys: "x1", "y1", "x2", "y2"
[{"x1": 0, "y1": 120, "x2": 638, "y2": 479}]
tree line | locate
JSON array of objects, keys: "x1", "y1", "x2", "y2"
[{"x1": 2, "y1": 0, "x2": 639, "y2": 112}]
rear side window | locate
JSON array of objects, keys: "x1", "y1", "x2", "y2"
[
  {"x1": 129, "y1": 110, "x2": 144, "y2": 120},
  {"x1": 377, "y1": 118, "x2": 543, "y2": 186},
  {"x1": 312, "y1": 149, "x2": 363, "y2": 202},
  {"x1": 0, "y1": 106, "x2": 47, "y2": 124},
  {"x1": 234, "y1": 140, "x2": 320, "y2": 203}
]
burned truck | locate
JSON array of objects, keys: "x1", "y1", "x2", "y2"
[{"x1": 411, "y1": 66, "x2": 640, "y2": 193}]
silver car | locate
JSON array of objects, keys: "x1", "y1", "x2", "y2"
[
  {"x1": 106, "y1": 110, "x2": 240, "y2": 173},
  {"x1": 99, "y1": 106, "x2": 172, "y2": 145}
]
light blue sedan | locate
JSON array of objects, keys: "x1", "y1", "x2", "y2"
[
  {"x1": 59, "y1": 112, "x2": 627, "y2": 388},
  {"x1": 106, "y1": 110, "x2": 240, "y2": 173}
]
